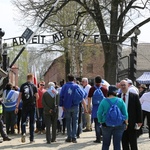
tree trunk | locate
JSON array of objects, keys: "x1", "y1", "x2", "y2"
[{"x1": 103, "y1": 43, "x2": 118, "y2": 84}]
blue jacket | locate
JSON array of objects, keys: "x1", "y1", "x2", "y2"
[
  {"x1": 3, "y1": 90, "x2": 19, "y2": 111},
  {"x1": 59, "y1": 82, "x2": 83, "y2": 109}
]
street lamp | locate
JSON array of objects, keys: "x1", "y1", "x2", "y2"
[{"x1": 129, "y1": 27, "x2": 141, "y2": 84}]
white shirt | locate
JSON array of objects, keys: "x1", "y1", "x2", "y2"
[
  {"x1": 83, "y1": 84, "x2": 91, "y2": 105},
  {"x1": 128, "y1": 85, "x2": 139, "y2": 95},
  {"x1": 140, "y1": 92, "x2": 150, "y2": 112},
  {"x1": 121, "y1": 91, "x2": 129, "y2": 110}
]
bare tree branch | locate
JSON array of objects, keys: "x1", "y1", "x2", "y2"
[{"x1": 120, "y1": 17, "x2": 150, "y2": 42}]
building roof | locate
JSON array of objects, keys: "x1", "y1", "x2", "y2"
[{"x1": 122, "y1": 43, "x2": 150, "y2": 70}]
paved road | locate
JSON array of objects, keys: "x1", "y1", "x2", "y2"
[{"x1": 0, "y1": 129, "x2": 150, "y2": 150}]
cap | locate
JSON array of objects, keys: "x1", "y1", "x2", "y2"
[
  {"x1": 126, "y1": 79, "x2": 133, "y2": 84},
  {"x1": 108, "y1": 85, "x2": 118, "y2": 93}
]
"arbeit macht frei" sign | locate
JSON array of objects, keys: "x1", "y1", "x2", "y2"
[{"x1": 5, "y1": 29, "x2": 101, "y2": 46}]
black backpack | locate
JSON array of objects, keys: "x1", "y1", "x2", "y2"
[{"x1": 22, "y1": 83, "x2": 36, "y2": 106}]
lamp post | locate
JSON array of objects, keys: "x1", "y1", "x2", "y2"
[{"x1": 129, "y1": 27, "x2": 141, "y2": 84}]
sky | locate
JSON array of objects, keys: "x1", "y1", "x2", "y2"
[{"x1": 0, "y1": 0, "x2": 150, "y2": 44}]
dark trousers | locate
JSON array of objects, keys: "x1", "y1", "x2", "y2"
[
  {"x1": 21, "y1": 106, "x2": 36, "y2": 141},
  {"x1": 77, "y1": 103, "x2": 82, "y2": 137},
  {"x1": 94, "y1": 118, "x2": 101, "y2": 141},
  {"x1": 44, "y1": 113, "x2": 57, "y2": 143},
  {"x1": 5, "y1": 111, "x2": 16, "y2": 134},
  {"x1": 36, "y1": 108, "x2": 45, "y2": 131},
  {"x1": 0, "y1": 115, "x2": 7, "y2": 138},
  {"x1": 17, "y1": 109, "x2": 22, "y2": 133},
  {"x1": 122, "y1": 127, "x2": 138, "y2": 150},
  {"x1": 143, "y1": 110, "x2": 150, "y2": 137},
  {"x1": 57, "y1": 118, "x2": 66, "y2": 133}
]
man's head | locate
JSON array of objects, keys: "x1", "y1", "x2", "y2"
[
  {"x1": 67, "y1": 74, "x2": 74, "y2": 82},
  {"x1": 27, "y1": 74, "x2": 34, "y2": 82},
  {"x1": 48, "y1": 82, "x2": 55, "y2": 88},
  {"x1": 39, "y1": 81, "x2": 45, "y2": 89},
  {"x1": 95, "y1": 75, "x2": 102, "y2": 84},
  {"x1": 82, "y1": 77, "x2": 88, "y2": 87},
  {"x1": 120, "y1": 80, "x2": 128, "y2": 93}
]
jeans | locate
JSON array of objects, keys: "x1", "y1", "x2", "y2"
[
  {"x1": 102, "y1": 124, "x2": 125, "y2": 150},
  {"x1": 64, "y1": 106, "x2": 79, "y2": 139},
  {"x1": 36, "y1": 108, "x2": 45, "y2": 131},
  {"x1": 21, "y1": 106, "x2": 36, "y2": 141},
  {"x1": 94, "y1": 118, "x2": 101, "y2": 141},
  {"x1": 5, "y1": 111, "x2": 17, "y2": 134}
]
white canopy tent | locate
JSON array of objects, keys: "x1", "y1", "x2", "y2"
[{"x1": 136, "y1": 72, "x2": 150, "y2": 84}]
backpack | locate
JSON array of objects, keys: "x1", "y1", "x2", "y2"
[
  {"x1": 72, "y1": 86, "x2": 86, "y2": 105},
  {"x1": 22, "y1": 83, "x2": 35, "y2": 106},
  {"x1": 92, "y1": 86, "x2": 105, "y2": 105},
  {"x1": 105, "y1": 98, "x2": 125, "y2": 127}
]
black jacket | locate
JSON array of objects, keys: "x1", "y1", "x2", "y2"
[{"x1": 118, "y1": 92, "x2": 142, "y2": 129}]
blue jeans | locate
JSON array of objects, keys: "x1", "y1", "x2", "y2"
[
  {"x1": 64, "y1": 106, "x2": 79, "y2": 139},
  {"x1": 21, "y1": 106, "x2": 36, "y2": 141},
  {"x1": 102, "y1": 124, "x2": 125, "y2": 150},
  {"x1": 94, "y1": 118, "x2": 101, "y2": 141},
  {"x1": 36, "y1": 108, "x2": 45, "y2": 131}
]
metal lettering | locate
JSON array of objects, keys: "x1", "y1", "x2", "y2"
[
  {"x1": 74, "y1": 31, "x2": 80, "y2": 41},
  {"x1": 19, "y1": 37, "x2": 25, "y2": 45},
  {"x1": 13, "y1": 38, "x2": 19, "y2": 46},
  {"x1": 53, "y1": 34, "x2": 60, "y2": 43}
]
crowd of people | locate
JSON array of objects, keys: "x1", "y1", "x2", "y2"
[{"x1": 0, "y1": 73, "x2": 149, "y2": 150}]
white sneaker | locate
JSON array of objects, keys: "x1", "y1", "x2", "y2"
[{"x1": 21, "y1": 133, "x2": 26, "y2": 143}]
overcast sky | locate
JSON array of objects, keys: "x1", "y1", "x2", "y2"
[{"x1": 0, "y1": 0, "x2": 150, "y2": 43}]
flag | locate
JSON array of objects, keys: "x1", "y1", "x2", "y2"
[{"x1": 31, "y1": 65, "x2": 38, "y2": 86}]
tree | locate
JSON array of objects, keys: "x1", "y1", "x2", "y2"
[
  {"x1": 8, "y1": 46, "x2": 29, "y2": 86},
  {"x1": 12, "y1": 0, "x2": 150, "y2": 84}
]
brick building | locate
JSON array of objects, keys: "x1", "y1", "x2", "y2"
[{"x1": 44, "y1": 43, "x2": 105, "y2": 88}]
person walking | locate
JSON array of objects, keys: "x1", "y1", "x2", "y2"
[
  {"x1": 60, "y1": 74, "x2": 87, "y2": 143},
  {"x1": 119, "y1": 80, "x2": 142, "y2": 150},
  {"x1": 81, "y1": 78, "x2": 92, "y2": 132},
  {"x1": 36, "y1": 81, "x2": 46, "y2": 134},
  {"x1": 140, "y1": 90, "x2": 150, "y2": 138},
  {"x1": 15, "y1": 74, "x2": 39, "y2": 143},
  {"x1": 88, "y1": 75, "x2": 107, "y2": 143},
  {"x1": 97, "y1": 85, "x2": 128, "y2": 150},
  {"x1": 42, "y1": 82, "x2": 59, "y2": 144},
  {"x1": 3, "y1": 83, "x2": 19, "y2": 134}
]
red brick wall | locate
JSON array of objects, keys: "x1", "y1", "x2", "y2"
[{"x1": 44, "y1": 44, "x2": 104, "y2": 87}]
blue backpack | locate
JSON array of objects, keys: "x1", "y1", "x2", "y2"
[
  {"x1": 92, "y1": 86, "x2": 105, "y2": 105},
  {"x1": 105, "y1": 98, "x2": 125, "y2": 127},
  {"x1": 72, "y1": 86, "x2": 86, "y2": 105}
]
